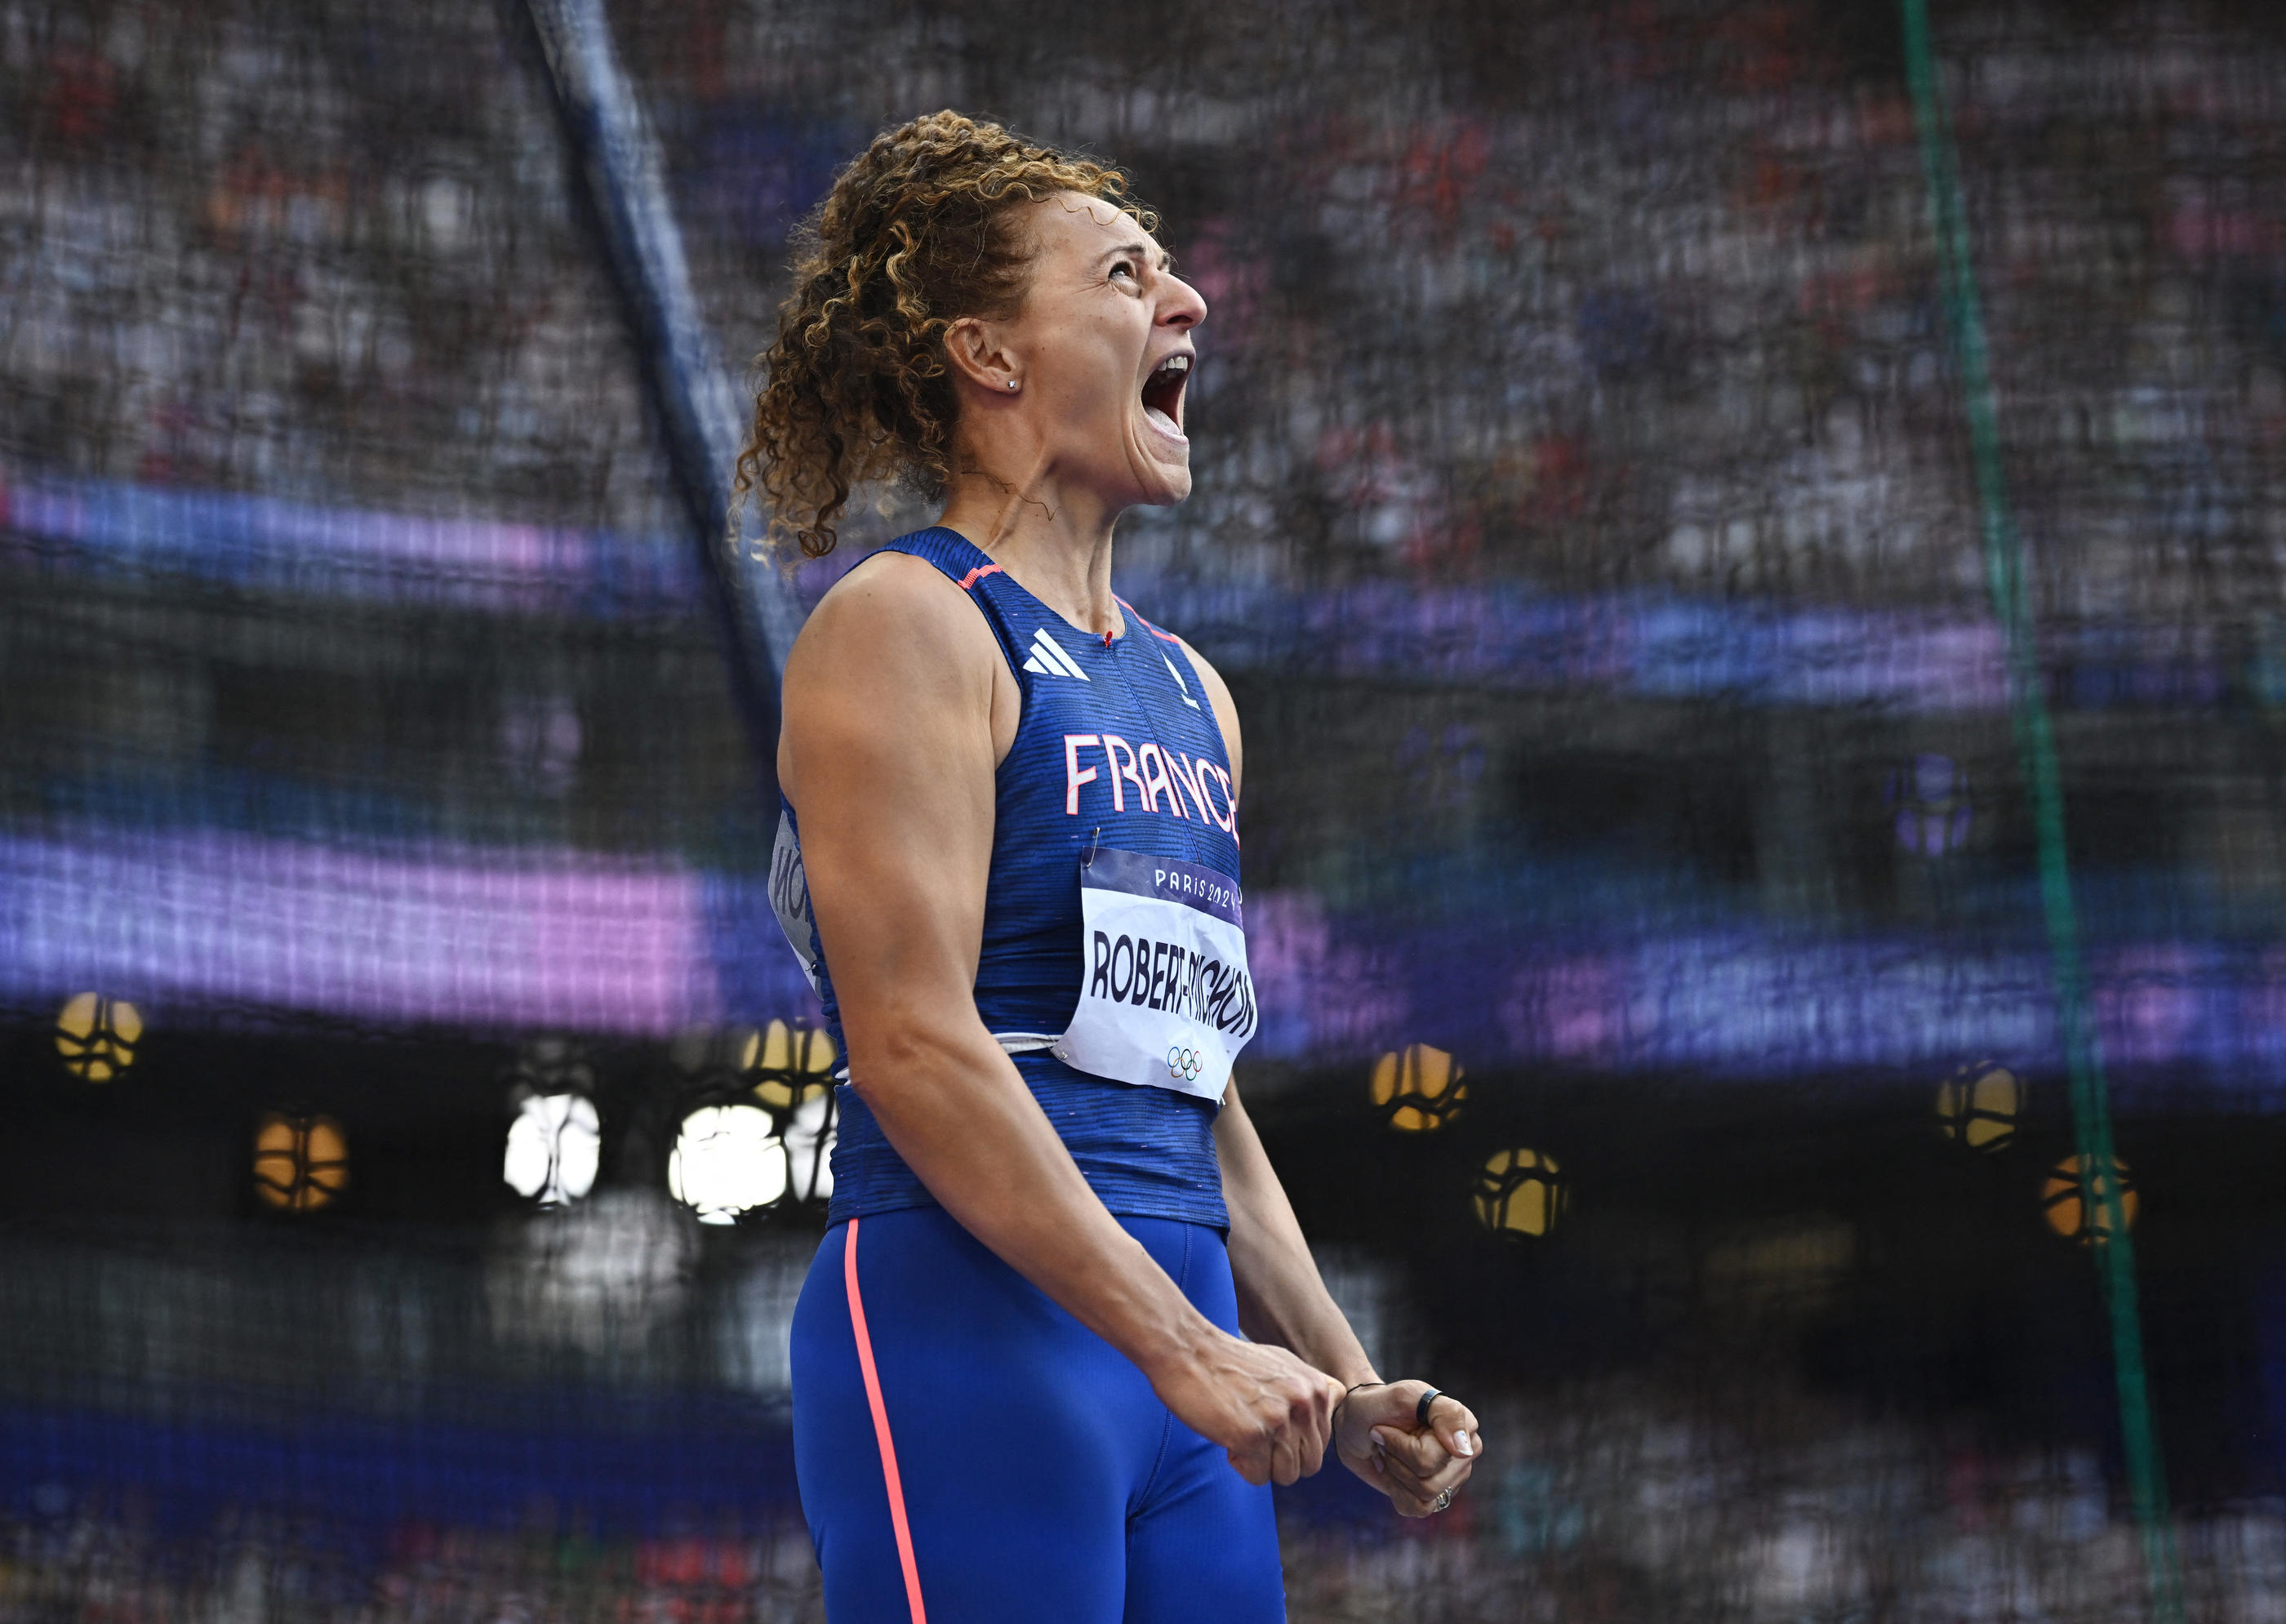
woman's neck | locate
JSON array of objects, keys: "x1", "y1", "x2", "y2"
[{"x1": 936, "y1": 468, "x2": 1125, "y2": 638}]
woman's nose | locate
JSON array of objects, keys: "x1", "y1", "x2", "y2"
[{"x1": 1163, "y1": 274, "x2": 1207, "y2": 329}]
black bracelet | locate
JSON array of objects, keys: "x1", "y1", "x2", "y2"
[
  {"x1": 1332, "y1": 1379, "x2": 1383, "y2": 1429},
  {"x1": 1415, "y1": 1386, "x2": 1443, "y2": 1430}
]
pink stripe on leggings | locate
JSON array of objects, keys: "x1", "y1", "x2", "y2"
[{"x1": 845, "y1": 1217, "x2": 928, "y2": 1622}]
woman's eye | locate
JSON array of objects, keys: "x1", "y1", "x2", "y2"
[{"x1": 1110, "y1": 261, "x2": 1137, "y2": 283}]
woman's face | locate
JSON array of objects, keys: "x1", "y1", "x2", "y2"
[{"x1": 991, "y1": 193, "x2": 1207, "y2": 509}]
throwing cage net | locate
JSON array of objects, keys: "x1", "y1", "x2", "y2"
[{"x1": 4, "y1": 0, "x2": 2286, "y2": 1617}]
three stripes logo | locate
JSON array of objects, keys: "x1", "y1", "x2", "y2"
[
  {"x1": 1022, "y1": 627, "x2": 1091, "y2": 682},
  {"x1": 1021, "y1": 623, "x2": 1203, "y2": 713}
]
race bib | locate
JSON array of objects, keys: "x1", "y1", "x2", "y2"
[
  {"x1": 1052, "y1": 848, "x2": 1256, "y2": 1101},
  {"x1": 770, "y1": 810, "x2": 824, "y2": 997}
]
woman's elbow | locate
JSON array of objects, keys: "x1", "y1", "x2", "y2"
[{"x1": 842, "y1": 1006, "x2": 969, "y2": 1101}]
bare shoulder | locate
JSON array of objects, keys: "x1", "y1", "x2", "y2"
[
  {"x1": 788, "y1": 549, "x2": 999, "y2": 694},
  {"x1": 779, "y1": 549, "x2": 1008, "y2": 797}
]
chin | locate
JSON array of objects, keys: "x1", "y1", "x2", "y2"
[
  {"x1": 1140, "y1": 466, "x2": 1194, "y2": 507},
  {"x1": 1120, "y1": 437, "x2": 1193, "y2": 508}
]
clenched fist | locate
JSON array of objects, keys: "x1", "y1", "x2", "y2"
[
  {"x1": 1148, "y1": 1334, "x2": 1348, "y2": 1485},
  {"x1": 1333, "y1": 1380, "x2": 1482, "y2": 1517}
]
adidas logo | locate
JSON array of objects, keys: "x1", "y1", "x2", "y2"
[{"x1": 1022, "y1": 627, "x2": 1090, "y2": 681}]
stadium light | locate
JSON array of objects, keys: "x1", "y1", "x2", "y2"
[
  {"x1": 744, "y1": 1016, "x2": 838, "y2": 1203},
  {"x1": 56, "y1": 992, "x2": 141, "y2": 1083},
  {"x1": 1370, "y1": 1043, "x2": 1466, "y2": 1131},
  {"x1": 1473, "y1": 1147, "x2": 1566, "y2": 1239},
  {"x1": 747, "y1": 1017, "x2": 838, "y2": 1110},
  {"x1": 668, "y1": 1103, "x2": 785, "y2": 1225},
  {"x1": 1936, "y1": 1060, "x2": 2021, "y2": 1153},
  {"x1": 253, "y1": 1112, "x2": 349, "y2": 1212},
  {"x1": 505, "y1": 1088, "x2": 602, "y2": 1206},
  {"x1": 2042, "y1": 1155, "x2": 2137, "y2": 1245},
  {"x1": 784, "y1": 1088, "x2": 836, "y2": 1204}
]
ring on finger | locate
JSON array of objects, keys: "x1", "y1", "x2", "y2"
[{"x1": 1432, "y1": 1488, "x2": 1453, "y2": 1513}]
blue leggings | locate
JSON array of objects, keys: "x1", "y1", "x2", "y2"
[{"x1": 790, "y1": 1207, "x2": 1286, "y2": 1622}]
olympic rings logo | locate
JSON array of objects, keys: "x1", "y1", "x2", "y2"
[{"x1": 1167, "y1": 1046, "x2": 1203, "y2": 1083}]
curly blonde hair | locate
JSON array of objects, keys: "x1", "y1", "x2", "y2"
[{"x1": 731, "y1": 110, "x2": 1156, "y2": 560}]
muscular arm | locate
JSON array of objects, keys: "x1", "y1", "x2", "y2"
[
  {"x1": 1181, "y1": 636, "x2": 1481, "y2": 1513},
  {"x1": 782, "y1": 558, "x2": 1337, "y2": 1484}
]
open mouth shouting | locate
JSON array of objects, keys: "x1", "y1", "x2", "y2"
[{"x1": 1141, "y1": 350, "x2": 1192, "y2": 443}]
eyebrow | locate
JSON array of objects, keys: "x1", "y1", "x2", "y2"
[{"x1": 1101, "y1": 241, "x2": 1172, "y2": 273}]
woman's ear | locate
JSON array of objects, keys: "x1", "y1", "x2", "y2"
[{"x1": 945, "y1": 315, "x2": 1020, "y2": 395}]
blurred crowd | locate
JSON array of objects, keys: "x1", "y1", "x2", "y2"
[
  {"x1": 622, "y1": 0, "x2": 2286, "y2": 619},
  {"x1": 8, "y1": 1377, "x2": 2286, "y2": 1622},
  {"x1": 1, "y1": 0, "x2": 675, "y2": 533},
  {"x1": 1, "y1": 1205, "x2": 2282, "y2": 1622},
  {"x1": 7, "y1": 0, "x2": 2279, "y2": 616}
]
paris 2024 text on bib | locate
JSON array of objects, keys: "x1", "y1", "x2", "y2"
[{"x1": 1052, "y1": 848, "x2": 1256, "y2": 1101}]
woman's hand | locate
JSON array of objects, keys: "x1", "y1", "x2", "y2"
[
  {"x1": 1333, "y1": 1380, "x2": 1482, "y2": 1517},
  {"x1": 1146, "y1": 1333, "x2": 1347, "y2": 1486}
]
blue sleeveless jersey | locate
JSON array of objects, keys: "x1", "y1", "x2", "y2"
[{"x1": 776, "y1": 528, "x2": 1240, "y2": 1229}]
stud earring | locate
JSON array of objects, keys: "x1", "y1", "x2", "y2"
[{"x1": 1006, "y1": 379, "x2": 1019, "y2": 390}]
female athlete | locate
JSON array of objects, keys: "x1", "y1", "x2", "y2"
[{"x1": 737, "y1": 111, "x2": 1480, "y2": 1621}]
